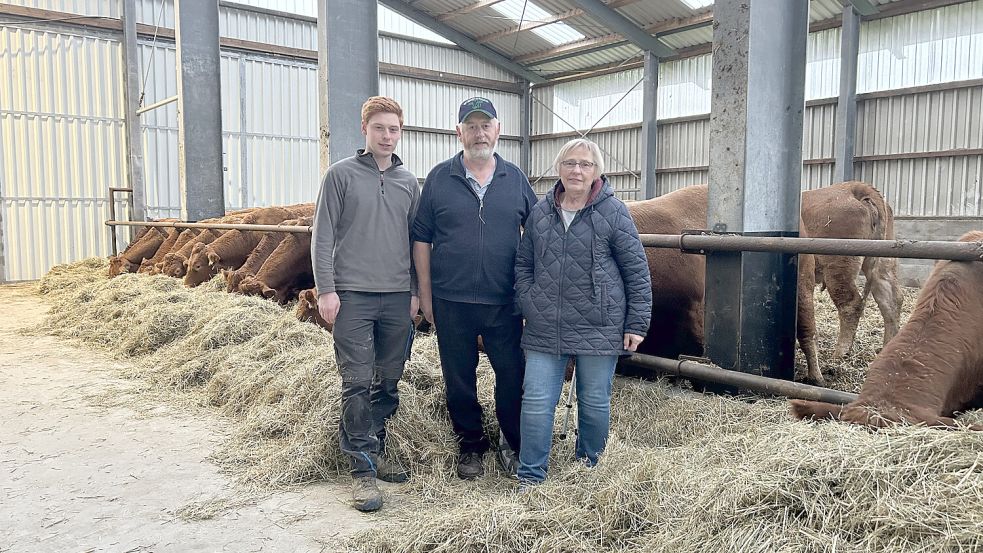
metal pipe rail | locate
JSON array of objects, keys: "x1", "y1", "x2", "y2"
[
  {"x1": 641, "y1": 233, "x2": 983, "y2": 262},
  {"x1": 621, "y1": 353, "x2": 859, "y2": 405},
  {"x1": 106, "y1": 220, "x2": 312, "y2": 234}
]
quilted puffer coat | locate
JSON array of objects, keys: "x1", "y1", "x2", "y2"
[{"x1": 515, "y1": 176, "x2": 652, "y2": 355}]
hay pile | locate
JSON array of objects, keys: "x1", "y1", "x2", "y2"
[{"x1": 32, "y1": 259, "x2": 983, "y2": 552}]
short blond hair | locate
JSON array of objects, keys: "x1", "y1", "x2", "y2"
[
  {"x1": 361, "y1": 96, "x2": 404, "y2": 127},
  {"x1": 553, "y1": 138, "x2": 604, "y2": 176}
]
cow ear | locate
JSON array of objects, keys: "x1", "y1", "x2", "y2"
[{"x1": 206, "y1": 251, "x2": 221, "y2": 268}]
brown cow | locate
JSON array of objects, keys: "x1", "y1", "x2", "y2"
[
  {"x1": 137, "y1": 228, "x2": 181, "y2": 274},
  {"x1": 146, "y1": 228, "x2": 198, "y2": 275},
  {"x1": 790, "y1": 231, "x2": 983, "y2": 430},
  {"x1": 630, "y1": 183, "x2": 900, "y2": 386},
  {"x1": 238, "y1": 230, "x2": 313, "y2": 304},
  {"x1": 800, "y1": 182, "x2": 902, "y2": 361},
  {"x1": 225, "y1": 219, "x2": 306, "y2": 293},
  {"x1": 184, "y1": 207, "x2": 312, "y2": 287},
  {"x1": 108, "y1": 227, "x2": 167, "y2": 277},
  {"x1": 295, "y1": 288, "x2": 332, "y2": 331},
  {"x1": 158, "y1": 214, "x2": 248, "y2": 278},
  {"x1": 159, "y1": 229, "x2": 221, "y2": 278}
]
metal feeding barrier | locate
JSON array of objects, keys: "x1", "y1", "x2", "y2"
[
  {"x1": 105, "y1": 217, "x2": 983, "y2": 402},
  {"x1": 619, "y1": 231, "x2": 982, "y2": 401}
]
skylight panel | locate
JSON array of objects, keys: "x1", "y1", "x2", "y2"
[
  {"x1": 490, "y1": 0, "x2": 585, "y2": 46},
  {"x1": 679, "y1": 0, "x2": 714, "y2": 9}
]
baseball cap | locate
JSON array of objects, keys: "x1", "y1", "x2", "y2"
[{"x1": 458, "y1": 97, "x2": 497, "y2": 123}]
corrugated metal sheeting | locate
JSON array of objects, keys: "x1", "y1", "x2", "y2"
[
  {"x1": 529, "y1": 2, "x2": 982, "y2": 216},
  {"x1": 0, "y1": 26, "x2": 127, "y2": 281},
  {"x1": 0, "y1": 2, "x2": 526, "y2": 280},
  {"x1": 3, "y1": 1, "x2": 982, "y2": 280},
  {"x1": 856, "y1": 84, "x2": 983, "y2": 216}
]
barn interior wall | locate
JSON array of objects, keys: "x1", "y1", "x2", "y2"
[
  {"x1": 1, "y1": 1, "x2": 980, "y2": 282},
  {"x1": 0, "y1": 2, "x2": 521, "y2": 281}
]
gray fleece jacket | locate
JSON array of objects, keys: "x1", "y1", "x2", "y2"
[{"x1": 311, "y1": 149, "x2": 420, "y2": 295}]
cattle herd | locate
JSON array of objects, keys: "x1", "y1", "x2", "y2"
[{"x1": 108, "y1": 182, "x2": 983, "y2": 430}]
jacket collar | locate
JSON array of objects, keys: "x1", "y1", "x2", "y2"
[
  {"x1": 356, "y1": 148, "x2": 403, "y2": 170},
  {"x1": 548, "y1": 174, "x2": 611, "y2": 210},
  {"x1": 450, "y1": 151, "x2": 507, "y2": 182}
]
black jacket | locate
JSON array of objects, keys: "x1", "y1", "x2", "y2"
[{"x1": 412, "y1": 152, "x2": 538, "y2": 305}]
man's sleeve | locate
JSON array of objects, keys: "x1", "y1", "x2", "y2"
[
  {"x1": 407, "y1": 177, "x2": 422, "y2": 295},
  {"x1": 311, "y1": 168, "x2": 344, "y2": 295},
  {"x1": 411, "y1": 169, "x2": 436, "y2": 244},
  {"x1": 519, "y1": 171, "x2": 538, "y2": 226}
]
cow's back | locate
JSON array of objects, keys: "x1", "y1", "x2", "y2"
[
  {"x1": 628, "y1": 185, "x2": 708, "y2": 360},
  {"x1": 801, "y1": 181, "x2": 890, "y2": 241}
]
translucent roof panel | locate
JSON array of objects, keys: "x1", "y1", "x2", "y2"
[{"x1": 490, "y1": 0, "x2": 585, "y2": 46}]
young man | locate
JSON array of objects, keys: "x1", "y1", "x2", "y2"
[
  {"x1": 312, "y1": 96, "x2": 420, "y2": 512},
  {"x1": 412, "y1": 97, "x2": 538, "y2": 479}
]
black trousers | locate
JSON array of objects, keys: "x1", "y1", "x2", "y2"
[
  {"x1": 333, "y1": 290, "x2": 413, "y2": 477},
  {"x1": 432, "y1": 297, "x2": 524, "y2": 455}
]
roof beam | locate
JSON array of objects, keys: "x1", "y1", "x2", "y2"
[
  {"x1": 377, "y1": 0, "x2": 547, "y2": 83},
  {"x1": 474, "y1": 0, "x2": 643, "y2": 44},
  {"x1": 517, "y1": 11, "x2": 710, "y2": 65},
  {"x1": 845, "y1": 0, "x2": 880, "y2": 16},
  {"x1": 566, "y1": 0, "x2": 675, "y2": 57},
  {"x1": 436, "y1": 0, "x2": 506, "y2": 21}
]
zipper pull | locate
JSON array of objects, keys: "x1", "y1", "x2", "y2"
[
  {"x1": 380, "y1": 171, "x2": 385, "y2": 194},
  {"x1": 478, "y1": 197, "x2": 485, "y2": 225}
]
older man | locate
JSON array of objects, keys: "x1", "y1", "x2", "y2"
[{"x1": 412, "y1": 97, "x2": 538, "y2": 479}]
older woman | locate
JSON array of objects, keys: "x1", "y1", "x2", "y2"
[{"x1": 514, "y1": 138, "x2": 652, "y2": 485}]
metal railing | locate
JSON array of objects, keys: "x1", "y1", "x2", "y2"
[
  {"x1": 106, "y1": 219, "x2": 312, "y2": 234},
  {"x1": 642, "y1": 232, "x2": 983, "y2": 262}
]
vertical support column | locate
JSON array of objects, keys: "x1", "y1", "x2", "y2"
[
  {"x1": 318, "y1": 0, "x2": 379, "y2": 170},
  {"x1": 705, "y1": 0, "x2": 808, "y2": 381},
  {"x1": 834, "y1": 4, "x2": 861, "y2": 183},
  {"x1": 121, "y1": 0, "x2": 146, "y2": 239},
  {"x1": 640, "y1": 51, "x2": 659, "y2": 199},
  {"x1": 175, "y1": 0, "x2": 225, "y2": 221},
  {"x1": 520, "y1": 80, "x2": 533, "y2": 176}
]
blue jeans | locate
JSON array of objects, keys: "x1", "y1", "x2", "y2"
[{"x1": 517, "y1": 350, "x2": 617, "y2": 484}]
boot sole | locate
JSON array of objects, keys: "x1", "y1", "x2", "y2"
[{"x1": 354, "y1": 497, "x2": 383, "y2": 512}]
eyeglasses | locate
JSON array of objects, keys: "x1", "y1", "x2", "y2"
[{"x1": 560, "y1": 160, "x2": 595, "y2": 169}]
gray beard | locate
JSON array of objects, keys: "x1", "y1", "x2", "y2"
[{"x1": 467, "y1": 145, "x2": 494, "y2": 161}]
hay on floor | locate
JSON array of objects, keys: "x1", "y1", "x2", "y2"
[{"x1": 30, "y1": 258, "x2": 983, "y2": 552}]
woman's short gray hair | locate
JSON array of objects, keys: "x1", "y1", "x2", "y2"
[{"x1": 553, "y1": 138, "x2": 604, "y2": 176}]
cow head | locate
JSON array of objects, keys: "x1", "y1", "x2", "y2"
[
  {"x1": 184, "y1": 249, "x2": 215, "y2": 287},
  {"x1": 108, "y1": 255, "x2": 138, "y2": 277},
  {"x1": 160, "y1": 253, "x2": 188, "y2": 278},
  {"x1": 137, "y1": 258, "x2": 156, "y2": 274},
  {"x1": 295, "y1": 288, "x2": 332, "y2": 332},
  {"x1": 237, "y1": 277, "x2": 261, "y2": 297},
  {"x1": 226, "y1": 269, "x2": 253, "y2": 293}
]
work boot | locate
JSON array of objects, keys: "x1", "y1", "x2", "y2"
[
  {"x1": 375, "y1": 456, "x2": 410, "y2": 483},
  {"x1": 352, "y1": 476, "x2": 383, "y2": 512},
  {"x1": 457, "y1": 451, "x2": 485, "y2": 480}
]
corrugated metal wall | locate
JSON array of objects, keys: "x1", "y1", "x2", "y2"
[
  {"x1": 0, "y1": 26, "x2": 128, "y2": 281},
  {"x1": 0, "y1": 2, "x2": 524, "y2": 280},
  {"x1": 530, "y1": 2, "x2": 983, "y2": 217},
  {"x1": 2, "y1": 1, "x2": 982, "y2": 280}
]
